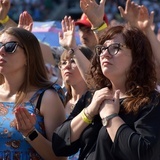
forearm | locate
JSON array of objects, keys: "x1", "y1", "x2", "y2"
[
  {"x1": 70, "y1": 110, "x2": 90, "y2": 142},
  {"x1": 28, "y1": 132, "x2": 66, "y2": 160},
  {"x1": 73, "y1": 47, "x2": 91, "y2": 81},
  {"x1": 2, "y1": 17, "x2": 17, "y2": 29},
  {"x1": 144, "y1": 27, "x2": 160, "y2": 66}
]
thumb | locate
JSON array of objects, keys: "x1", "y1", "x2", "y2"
[
  {"x1": 150, "y1": 11, "x2": 154, "y2": 25},
  {"x1": 118, "y1": 6, "x2": 125, "y2": 18},
  {"x1": 114, "y1": 90, "x2": 120, "y2": 104}
]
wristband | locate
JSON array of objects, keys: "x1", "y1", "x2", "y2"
[
  {"x1": 81, "y1": 109, "x2": 92, "y2": 124},
  {"x1": 91, "y1": 22, "x2": 107, "y2": 33},
  {"x1": 68, "y1": 46, "x2": 79, "y2": 55},
  {"x1": 84, "y1": 108, "x2": 93, "y2": 120},
  {"x1": 0, "y1": 15, "x2": 9, "y2": 24}
]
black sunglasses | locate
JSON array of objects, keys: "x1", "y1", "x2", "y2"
[{"x1": 0, "y1": 41, "x2": 23, "y2": 53}]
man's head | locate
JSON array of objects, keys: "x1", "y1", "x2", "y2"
[{"x1": 75, "y1": 13, "x2": 108, "y2": 52}]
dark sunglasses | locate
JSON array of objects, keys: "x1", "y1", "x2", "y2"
[{"x1": 0, "y1": 41, "x2": 23, "y2": 53}]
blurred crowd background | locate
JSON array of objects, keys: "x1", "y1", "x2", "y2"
[{"x1": 9, "y1": 0, "x2": 160, "y2": 33}]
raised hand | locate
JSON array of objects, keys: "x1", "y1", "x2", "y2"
[
  {"x1": 80, "y1": 0, "x2": 106, "y2": 28},
  {"x1": 59, "y1": 16, "x2": 77, "y2": 49},
  {"x1": 0, "y1": 0, "x2": 10, "y2": 20},
  {"x1": 118, "y1": 0, "x2": 140, "y2": 27},
  {"x1": 18, "y1": 11, "x2": 33, "y2": 32},
  {"x1": 137, "y1": 5, "x2": 154, "y2": 31}
]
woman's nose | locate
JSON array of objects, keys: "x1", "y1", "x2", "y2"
[{"x1": 0, "y1": 46, "x2": 5, "y2": 55}]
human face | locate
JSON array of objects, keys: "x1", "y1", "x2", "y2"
[
  {"x1": 59, "y1": 57, "x2": 84, "y2": 85},
  {"x1": 79, "y1": 26, "x2": 97, "y2": 51},
  {"x1": 99, "y1": 34, "x2": 132, "y2": 79},
  {"x1": 0, "y1": 33, "x2": 26, "y2": 76}
]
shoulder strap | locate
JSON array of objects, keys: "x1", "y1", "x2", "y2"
[
  {"x1": 36, "y1": 90, "x2": 46, "y2": 110},
  {"x1": 35, "y1": 84, "x2": 65, "y2": 110}
]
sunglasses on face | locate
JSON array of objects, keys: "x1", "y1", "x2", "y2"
[
  {"x1": 95, "y1": 43, "x2": 126, "y2": 56},
  {"x1": 0, "y1": 41, "x2": 23, "y2": 53}
]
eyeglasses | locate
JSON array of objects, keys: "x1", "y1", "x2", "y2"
[
  {"x1": 95, "y1": 43, "x2": 127, "y2": 57},
  {"x1": 0, "y1": 41, "x2": 23, "y2": 53},
  {"x1": 59, "y1": 58, "x2": 76, "y2": 70}
]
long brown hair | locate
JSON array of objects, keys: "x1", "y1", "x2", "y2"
[
  {"x1": 0, "y1": 27, "x2": 53, "y2": 107},
  {"x1": 87, "y1": 25, "x2": 157, "y2": 113}
]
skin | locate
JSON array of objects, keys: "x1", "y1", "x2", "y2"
[
  {"x1": 78, "y1": 25, "x2": 97, "y2": 51},
  {"x1": 60, "y1": 57, "x2": 88, "y2": 115},
  {"x1": 0, "y1": 33, "x2": 66, "y2": 160}
]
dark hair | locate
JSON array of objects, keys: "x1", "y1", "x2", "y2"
[
  {"x1": 0, "y1": 27, "x2": 53, "y2": 106},
  {"x1": 87, "y1": 25, "x2": 157, "y2": 113}
]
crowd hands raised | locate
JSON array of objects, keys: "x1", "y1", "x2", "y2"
[{"x1": 1, "y1": 0, "x2": 160, "y2": 160}]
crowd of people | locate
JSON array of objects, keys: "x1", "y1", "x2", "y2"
[{"x1": 0, "y1": 0, "x2": 160, "y2": 160}]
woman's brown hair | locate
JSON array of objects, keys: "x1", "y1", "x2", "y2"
[
  {"x1": 88, "y1": 25, "x2": 157, "y2": 113},
  {"x1": 0, "y1": 27, "x2": 53, "y2": 107}
]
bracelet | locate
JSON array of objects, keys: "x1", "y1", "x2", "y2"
[
  {"x1": 81, "y1": 109, "x2": 92, "y2": 124},
  {"x1": 0, "y1": 15, "x2": 9, "y2": 24},
  {"x1": 91, "y1": 22, "x2": 107, "y2": 33},
  {"x1": 68, "y1": 46, "x2": 79, "y2": 55},
  {"x1": 84, "y1": 108, "x2": 93, "y2": 120}
]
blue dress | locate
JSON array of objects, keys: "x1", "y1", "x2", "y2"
[{"x1": 0, "y1": 84, "x2": 65, "y2": 160}]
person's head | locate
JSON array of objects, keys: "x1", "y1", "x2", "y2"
[
  {"x1": 59, "y1": 46, "x2": 93, "y2": 103},
  {"x1": 75, "y1": 13, "x2": 108, "y2": 51},
  {"x1": 0, "y1": 27, "x2": 52, "y2": 105},
  {"x1": 88, "y1": 25, "x2": 157, "y2": 112}
]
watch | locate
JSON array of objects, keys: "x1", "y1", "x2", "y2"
[
  {"x1": 102, "y1": 113, "x2": 118, "y2": 127},
  {"x1": 23, "y1": 128, "x2": 39, "y2": 141}
]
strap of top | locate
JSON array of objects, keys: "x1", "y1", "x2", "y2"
[{"x1": 29, "y1": 84, "x2": 65, "y2": 110}]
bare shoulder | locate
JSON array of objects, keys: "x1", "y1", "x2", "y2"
[{"x1": 40, "y1": 88, "x2": 65, "y2": 116}]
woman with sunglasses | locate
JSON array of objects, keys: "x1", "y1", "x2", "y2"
[{"x1": 0, "y1": 27, "x2": 66, "y2": 160}]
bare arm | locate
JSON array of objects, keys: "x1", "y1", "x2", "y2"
[
  {"x1": 80, "y1": 0, "x2": 107, "y2": 41},
  {"x1": 15, "y1": 90, "x2": 66, "y2": 160},
  {"x1": 118, "y1": 0, "x2": 160, "y2": 81},
  {"x1": 59, "y1": 16, "x2": 90, "y2": 82},
  {"x1": 0, "y1": 0, "x2": 17, "y2": 28}
]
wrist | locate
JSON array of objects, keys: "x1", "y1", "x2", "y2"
[
  {"x1": 22, "y1": 128, "x2": 39, "y2": 141},
  {"x1": 80, "y1": 108, "x2": 92, "y2": 124},
  {"x1": 68, "y1": 46, "x2": 79, "y2": 56},
  {"x1": 0, "y1": 15, "x2": 9, "y2": 24},
  {"x1": 91, "y1": 21, "x2": 107, "y2": 33}
]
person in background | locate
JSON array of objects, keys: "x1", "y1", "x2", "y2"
[
  {"x1": 118, "y1": 0, "x2": 160, "y2": 84},
  {"x1": 0, "y1": 27, "x2": 66, "y2": 160},
  {"x1": 59, "y1": 45, "x2": 93, "y2": 117},
  {"x1": 52, "y1": 0, "x2": 160, "y2": 159},
  {"x1": 75, "y1": 10, "x2": 108, "y2": 52},
  {"x1": 0, "y1": 0, "x2": 59, "y2": 84}
]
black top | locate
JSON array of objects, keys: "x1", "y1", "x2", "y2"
[{"x1": 52, "y1": 90, "x2": 160, "y2": 160}]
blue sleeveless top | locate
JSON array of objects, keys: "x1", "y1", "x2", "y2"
[{"x1": 0, "y1": 84, "x2": 65, "y2": 160}]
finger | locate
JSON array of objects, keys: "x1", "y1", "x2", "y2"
[
  {"x1": 100, "y1": 0, "x2": 106, "y2": 7},
  {"x1": 150, "y1": 11, "x2": 154, "y2": 25},
  {"x1": 58, "y1": 31, "x2": 63, "y2": 40},
  {"x1": 114, "y1": 90, "x2": 120, "y2": 104},
  {"x1": 118, "y1": 6, "x2": 125, "y2": 18},
  {"x1": 61, "y1": 19, "x2": 66, "y2": 32}
]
